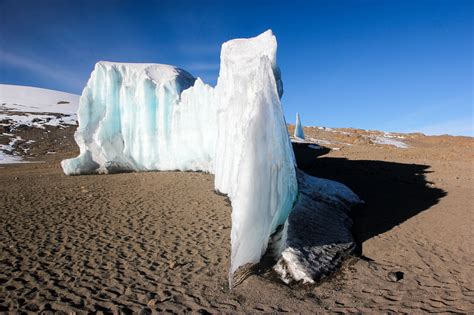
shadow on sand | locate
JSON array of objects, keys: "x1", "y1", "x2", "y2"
[{"x1": 292, "y1": 143, "x2": 447, "y2": 253}]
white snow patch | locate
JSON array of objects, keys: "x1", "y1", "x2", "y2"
[
  {"x1": 0, "y1": 135, "x2": 23, "y2": 151},
  {"x1": 0, "y1": 136, "x2": 27, "y2": 164},
  {"x1": 308, "y1": 138, "x2": 332, "y2": 145},
  {"x1": 372, "y1": 136, "x2": 408, "y2": 148},
  {"x1": 0, "y1": 152, "x2": 27, "y2": 164},
  {"x1": 0, "y1": 113, "x2": 77, "y2": 130}
]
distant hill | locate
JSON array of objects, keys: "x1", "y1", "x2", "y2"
[
  {"x1": 0, "y1": 84, "x2": 80, "y2": 164},
  {"x1": 0, "y1": 84, "x2": 79, "y2": 115}
]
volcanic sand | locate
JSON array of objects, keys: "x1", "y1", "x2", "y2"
[{"x1": 0, "y1": 126, "x2": 473, "y2": 313}]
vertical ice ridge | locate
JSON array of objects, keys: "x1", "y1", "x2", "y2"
[
  {"x1": 294, "y1": 112, "x2": 305, "y2": 139},
  {"x1": 213, "y1": 33, "x2": 297, "y2": 282}
]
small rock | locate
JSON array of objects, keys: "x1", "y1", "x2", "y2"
[
  {"x1": 169, "y1": 261, "x2": 176, "y2": 269},
  {"x1": 387, "y1": 271, "x2": 404, "y2": 282},
  {"x1": 147, "y1": 299, "x2": 157, "y2": 307}
]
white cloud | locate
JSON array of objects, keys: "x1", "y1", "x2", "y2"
[{"x1": 0, "y1": 49, "x2": 83, "y2": 90}]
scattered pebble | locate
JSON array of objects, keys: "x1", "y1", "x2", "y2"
[{"x1": 387, "y1": 271, "x2": 404, "y2": 282}]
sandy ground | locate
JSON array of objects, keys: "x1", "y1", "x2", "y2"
[{"x1": 0, "y1": 125, "x2": 473, "y2": 313}]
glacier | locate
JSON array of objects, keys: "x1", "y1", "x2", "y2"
[
  {"x1": 62, "y1": 30, "x2": 298, "y2": 285},
  {"x1": 294, "y1": 112, "x2": 305, "y2": 139}
]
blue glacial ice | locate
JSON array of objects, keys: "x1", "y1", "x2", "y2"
[
  {"x1": 294, "y1": 112, "x2": 305, "y2": 139},
  {"x1": 62, "y1": 30, "x2": 297, "y2": 284},
  {"x1": 62, "y1": 62, "x2": 216, "y2": 174}
]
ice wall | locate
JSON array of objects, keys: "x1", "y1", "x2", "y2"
[
  {"x1": 294, "y1": 112, "x2": 305, "y2": 139},
  {"x1": 62, "y1": 30, "x2": 298, "y2": 284},
  {"x1": 62, "y1": 63, "x2": 216, "y2": 174}
]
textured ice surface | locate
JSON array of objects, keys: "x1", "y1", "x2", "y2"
[
  {"x1": 294, "y1": 112, "x2": 305, "y2": 139},
  {"x1": 274, "y1": 170, "x2": 362, "y2": 283},
  {"x1": 213, "y1": 31, "x2": 297, "y2": 281},
  {"x1": 61, "y1": 62, "x2": 216, "y2": 174},
  {"x1": 62, "y1": 30, "x2": 298, "y2": 284}
]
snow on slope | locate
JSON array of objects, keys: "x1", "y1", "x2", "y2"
[
  {"x1": 0, "y1": 84, "x2": 79, "y2": 164},
  {"x1": 372, "y1": 134, "x2": 408, "y2": 148},
  {"x1": 0, "y1": 84, "x2": 80, "y2": 129},
  {"x1": 62, "y1": 30, "x2": 298, "y2": 285},
  {"x1": 0, "y1": 84, "x2": 79, "y2": 114}
]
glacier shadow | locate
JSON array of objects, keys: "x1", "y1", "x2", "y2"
[{"x1": 293, "y1": 147, "x2": 447, "y2": 249}]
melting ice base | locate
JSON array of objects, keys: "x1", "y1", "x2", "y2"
[
  {"x1": 62, "y1": 30, "x2": 298, "y2": 285},
  {"x1": 275, "y1": 169, "x2": 361, "y2": 283}
]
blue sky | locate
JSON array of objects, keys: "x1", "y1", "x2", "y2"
[{"x1": 1, "y1": 0, "x2": 472, "y2": 136}]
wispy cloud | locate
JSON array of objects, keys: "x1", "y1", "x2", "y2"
[
  {"x1": 0, "y1": 49, "x2": 83, "y2": 91},
  {"x1": 382, "y1": 98, "x2": 473, "y2": 137},
  {"x1": 410, "y1": 117, "x2": 474, "y2": 136}
]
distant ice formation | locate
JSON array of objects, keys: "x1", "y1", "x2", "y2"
[
  {"x1": 62, "y1": 30, "x2": 298, "y2": 284},
  {"x1": 294, "y1": 112, "x2": 305, "y2": 139}
]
